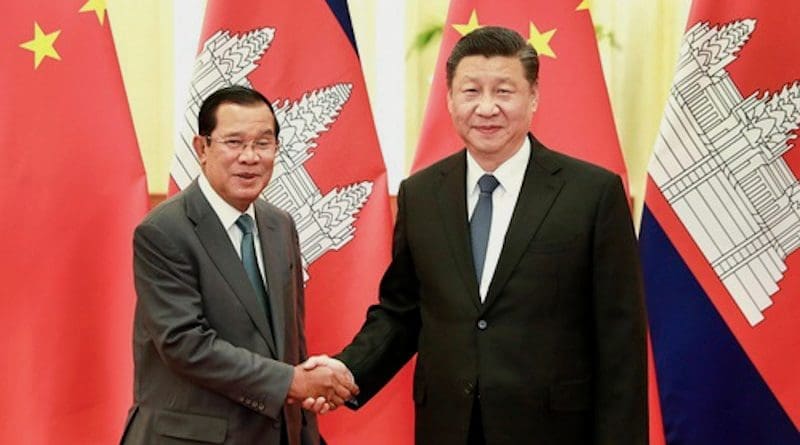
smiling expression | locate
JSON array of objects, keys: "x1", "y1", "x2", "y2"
[
  {"x1": 193, "y1": 102, "x2": 277, "y2": 212},
  {"x1": 447, "y1": 55, "x2": 538, "y2": 171}
]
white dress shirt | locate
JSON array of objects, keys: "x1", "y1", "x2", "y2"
[
  {"x1": 466, "y1": 137, "x2": 531, "y2": 301},
  {"x1": 198, "y1": 174, "x2": 267, "y2": 287}
]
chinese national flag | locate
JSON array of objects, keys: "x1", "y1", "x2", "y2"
[
  {"x1": 169, "y1": 0, "x2": 409, "y2": 443},
  {"x1": 642, "y1": 1, "x2": 800, "y2": 443},
  {"x1": 412, "y1": 0, "x2": 627, "y2": 187},
  {"x1": 0, "y1": 1, "x2": 149, "y2": 444}
]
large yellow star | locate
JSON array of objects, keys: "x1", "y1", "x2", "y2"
[
  {"x1": 576, "y1": 0, "x2": 591, "y2": 11},
  {"x1": 452, "y1": 9, "x2": 482, "y2": 36},
  {"x1": 528, "y1": 21, "x2": 557, "y2": 59},
  {"x1": 20, "y1": 22, "x2": 61, "y2": 69},
  {"x1": 79, "y1": 0, "x2": 107, "y2": 25}
]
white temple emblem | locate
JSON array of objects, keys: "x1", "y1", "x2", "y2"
[
  {"x1": 650, "y1": 19, "x2": 800, "y2": 326},
  {"x1": 172, "y1": 28, "x2": 373, "y2": 281}
]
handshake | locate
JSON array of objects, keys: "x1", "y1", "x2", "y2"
[{"x1": 286, "y1": 355, "x2": 358, "y2": 414}]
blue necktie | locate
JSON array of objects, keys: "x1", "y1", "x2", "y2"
[
  {"x1": 470, "y1": 174, "x2": 500, "y2": 284},
  {"x1": 235, "y1": 215, "x2": 273, "y2": 325}
]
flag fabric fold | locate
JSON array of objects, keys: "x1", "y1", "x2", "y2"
[
  {"x1": 0, "y1": 1, "x2": 149, "y2": 443},
  {"x1": 643, "y1": 2, "x2": 800, "y2": 443},
  {"x1": 169, "y1": 1, "x2": 410, "y2": 443}
]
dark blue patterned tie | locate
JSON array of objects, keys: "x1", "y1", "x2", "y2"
[
  {"x1": 235, "y1": 215, "x2": 273, "y2": 325},
  {"x1": 470, "y1": 174, "x2": 500, "y2": 284}
]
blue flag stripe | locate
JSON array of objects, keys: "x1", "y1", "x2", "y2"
[
  {"x1": 640, "y1": 207, "x2": 799, "y2": 444},
  {"x1": 325, "y1": 0, "x2": 358, "y2": 54}
]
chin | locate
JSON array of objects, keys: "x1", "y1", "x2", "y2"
[{"x1": 472, "y1": 145, "x2": 504, "y2": 156}]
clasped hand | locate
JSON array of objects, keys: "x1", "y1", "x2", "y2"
[{"x1": 287, "y1": 355, "x2": 357, "y2": 414}]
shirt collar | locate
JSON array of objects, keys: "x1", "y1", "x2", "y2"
[
  {"x1": 466, "y1": 136, "x2": 531, "y2": 195},
  {"x1": 198, "y1": 174, "x2": 256, "y2": 232}
]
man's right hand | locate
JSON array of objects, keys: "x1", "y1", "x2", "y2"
[{"x1": 287, "y1": 356, "x2": 358, "y2": 411}]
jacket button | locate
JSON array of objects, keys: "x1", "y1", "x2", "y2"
[{"x1": 477, "y1": 319, "x2": 488, "y2": 330}]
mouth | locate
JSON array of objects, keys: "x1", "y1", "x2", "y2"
[
  {"x1": 474, "y1": 125, "x2": 502, "y2": 135},
  {"x1": 234, "y1": 172, "x2": 261, "y2": 181}
]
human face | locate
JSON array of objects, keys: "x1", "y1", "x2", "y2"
[
  {"x1": 447, "y1": 55, "x2": 538, "y2": 171},
  {"x1": 193, "y1": 102, "x2": 277, "y2": 212}
]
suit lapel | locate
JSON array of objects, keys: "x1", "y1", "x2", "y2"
[
  {"x1": 435, "y1": 152, "x2": 483, "y2": 309},
  {"x1": 483, "y1": 139, "x2": 564, "y2": 310},
  {"x1": 255, "y1": 205, "x2": 287, "y2": 361},
  {"x1": 186, "y1": 182, "x2": 279, "y2": 357}
]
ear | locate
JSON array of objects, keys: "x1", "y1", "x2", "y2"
[
  {"x1": 446, "y1": 88, "x2": 454, "y2": 115},
  {"x1": 193, "y1": 135, "x2": 208, "y2": 166},
  {"x1": 530, "y1": 83, "x2": 539, "y2": 112}
]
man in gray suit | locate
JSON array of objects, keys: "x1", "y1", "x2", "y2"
[
  {"x1": 304, "y1": 27, "x2": 647, "y2": 444},
  {"x1": 121, "y1": 86, "x2": 356, "y2": 445}
]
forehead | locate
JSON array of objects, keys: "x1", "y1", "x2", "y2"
[
  {"x1": 451, "y1": 55, "x2": 528, "y2": 84},
  {"x1": 214, "y1": 102, "x2": 275, "y2": 131}
]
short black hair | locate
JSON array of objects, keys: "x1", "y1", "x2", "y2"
[
  {"x1": 197, "y1": 85, "x2": 280, "y2": 138},
  {"x1": 446, "y1": 26, "x2": 539, "y2": 88}
]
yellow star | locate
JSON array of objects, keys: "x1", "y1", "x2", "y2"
[
  {"x1": 452, "y1": 9, "x2": 482, "y2": 36},
  {"x1": 576, "y1": 0, "x2": 591, "y2": 11},
  {"x1": 79, "y1": 0, "x2": 107, "y2": 25},
  {"x1": 528, "y1": 21, "x2": 557, "y2": 59},
  {"x1": 19, "y1": 22, "x2": 61, "y2": 69}
]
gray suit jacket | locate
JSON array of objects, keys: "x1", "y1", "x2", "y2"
[
  {"x1": 121, "y1": 180, "x2": 318, "y2": 445},
  {"x1": 339, "y1": 135, "x2": 647, "y2": 444}
]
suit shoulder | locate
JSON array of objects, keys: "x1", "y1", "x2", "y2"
[
  {"x1": 256, "y1": 199, "x2": 295, "y2": 228},
  {"x1": 538, "y1": 145, "x2": 620, "y2": 187},
  {"x1": 256, "y1": 199, "x2": 288, "y2": 218},
  {"x1": 402, "y1": 150, "x2": 464, "y2": 188},
  {"x1": 138, "y1": 191, "x2": 187, "y2": 229}
]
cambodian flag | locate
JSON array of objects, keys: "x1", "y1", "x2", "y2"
[{"x1": 642, "y1": 2, "x2": 800, "y2": 443}]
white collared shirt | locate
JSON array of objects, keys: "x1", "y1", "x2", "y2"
[
  {"x1": 198, "y1": 174, "x2": 267, "y2": 286},
  {"x1": 466, "y1": 137, "x2": 531, "y2": 301}
]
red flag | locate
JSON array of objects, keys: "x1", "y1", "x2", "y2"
[
  {"x1": 0, "y1": 1, "x2": 149, "y2": 444},
  {"x1": 169, "y1": 1, "x2": 410, "y2": 443},
  {"x1": 413, "y1": 0, "x2": 627, "y2": 186},
  {"x1": 643, "y1": 1, "x2": 800, "y2": 442}
]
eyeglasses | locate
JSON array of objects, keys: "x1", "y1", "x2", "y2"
[{"x1": 205, "y1": 136, "x2": 277, "y2": 153}]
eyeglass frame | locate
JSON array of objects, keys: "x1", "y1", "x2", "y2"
[{"x1": 204, "y1": 135, "x2": 278, "y2": 153}]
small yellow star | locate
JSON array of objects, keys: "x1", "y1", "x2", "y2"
[
  {"x1": 79, "y1": 0, "x2": 107, "y2": 25},
  {"x1": 528, "y1": 21, "x2": 557, "y2": 59},
  {"x1": 452, "y1": 9, "x2": 482, "y2": 36},
  {"x1": 576, "y1": 0, "x2": 591, "y2": 11},
  {"x1": 20, "y1": 22, "x2": 61, "y2": 69}
]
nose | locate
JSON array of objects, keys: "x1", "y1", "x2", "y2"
[
  {"x1": 475, "y1": 94, "x2": 499, "y2": 116},
  {"x1": 238, "y1": 142, "x2": 261, "y2": 162}
]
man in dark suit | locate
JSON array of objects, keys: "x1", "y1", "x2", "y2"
[
  {"x1": 121, "y1": 86, "x2": 356, "y2": 445},
  {"x1": 304, "y1": 27, "x2": 647, "y2": 444}
]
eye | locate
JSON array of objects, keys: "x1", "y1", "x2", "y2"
[
  {"x1": 224, "y1": 139, "x2": 244, "y2": 150},
  {"x1": 254, "y1": 140, "x2": 275, "y2": 150}
]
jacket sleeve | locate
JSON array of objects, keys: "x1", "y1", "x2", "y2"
[
  {"x1": 590, "y1": 174, "x2": 648, "y2": 445},
  {"x1": 336, "y1": 180, "x2": 422, "y2": 406}
]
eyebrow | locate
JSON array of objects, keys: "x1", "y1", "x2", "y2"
[
  {"x1": 460, "y1": 75, "x2": 515, "y2": 83},
  {"x1": 219, "y1": 129, "x2": 275, "y2": 137}
]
